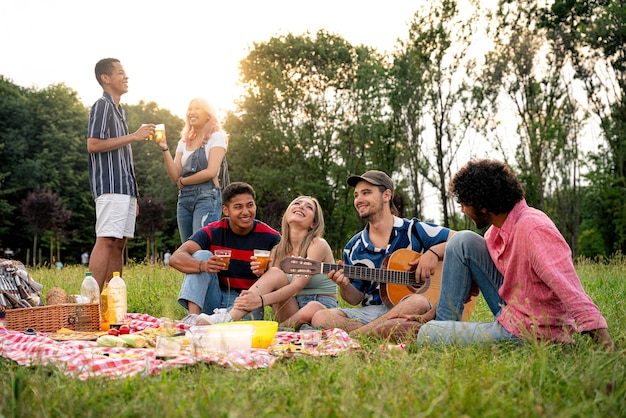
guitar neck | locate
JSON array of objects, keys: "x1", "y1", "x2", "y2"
[{"x1": 318, "y1": 263, "x2": 416, "y2": 286}]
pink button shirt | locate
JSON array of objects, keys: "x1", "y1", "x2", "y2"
[{"x1": 485, "y1": 200, "x2": 608, "y2": 343}]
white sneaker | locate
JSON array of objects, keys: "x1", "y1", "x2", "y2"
[
  {"x1": 196, "y1": 309, "x2": 233, "y2": 325},
  {"x1": 180, "y1": 314, "x2": 198, "y2": 326}
]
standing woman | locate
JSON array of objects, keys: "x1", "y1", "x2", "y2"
[{"x1": 157, "y1": 98, "x2": 227, "y2": 242}]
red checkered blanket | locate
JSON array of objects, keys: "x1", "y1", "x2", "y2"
[{"x1": 0, "y1": 313, "x2": 361, "y2": 380}]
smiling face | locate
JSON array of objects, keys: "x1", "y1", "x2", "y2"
[
  {"x1": 286, "y1": 197, "x2": 317, "y2": 229},
  {"x1": 186, "y1": 100, "x2": 212, "y2": 131},
  {"x1": 353, "y1": 181, "x2": 387, "y2": 220},
  {"x1": 101, "y1": 61, "x2": 129, "y2": 97},
  {"x1": 222, "y1": 192, "x2": 257, "y2": 235}
]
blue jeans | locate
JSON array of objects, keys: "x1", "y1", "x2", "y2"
[
  {"x1": 417, "y1": 231, "x2": 520, "y2": 345},
  {"x1": 177, "y1": 250, "x2": 263, "y2": 319},
  {"x1": 177, "y1": 183, "x2": 222, "y2": 243}
]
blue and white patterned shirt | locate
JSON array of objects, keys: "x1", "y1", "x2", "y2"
[
  {"x1": 87, "y1": 92, "x2": 138, "y2": 199},
  {"x1": 344, "y1": 216, "x2": 450, "y2": 306}
]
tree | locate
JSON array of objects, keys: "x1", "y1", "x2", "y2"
[
  {"x1": 20, "y1": 188, "x2": 71, "y2": 266},
  {"x1": 136, "y1": 196, "x2": 167, "y2": 264},
  {"x1": 474, "y1": 0, "x2": 585, "y2": 253},
  {"x1": 390, "y1": 0, "x2": 482, "y2": 226},
  {"x1": 224, "y1": 30, "x2": 393, "y2": 252},
  {"x1": 0, "y1": 76, "x2": 36, "y2": 244},
  {"x1": 543, "y1": 0, "x2": 626, "y2": 254}
]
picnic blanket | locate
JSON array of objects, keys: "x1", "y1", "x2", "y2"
[{"x1": 0, "y1": 313, "x2": 361, "y2": 380}]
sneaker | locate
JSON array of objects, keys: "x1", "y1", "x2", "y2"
[
  {"x1": 196, "y1": 309, "x2": 233, "y2": 325},
  {"x1": 180, "y1": 314, "x2": 198, "y2": 326}
]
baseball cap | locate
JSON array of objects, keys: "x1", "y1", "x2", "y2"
[
  {"x1": 347, "y1": 170, "x2": 394, "y2": 192},
  {"x1": 347, "y1": 170, "x2": 399, "y2": 215}
]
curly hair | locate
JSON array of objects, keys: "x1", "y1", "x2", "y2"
[{"x1": 449, "y1": 159, "x2": 524, "y2": 214}]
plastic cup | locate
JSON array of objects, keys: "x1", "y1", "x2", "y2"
[
  {"x1": 155, "y1": 336, "x2": 181, "y2": 359},
  {"x1": 154, "y1": 124, "x2": 166, "y2": 142},
  {"x1": 141, "y1": 124, "x2": 154, "y2": 140},
  {"x1": 214, "y1": 249, "x2": 232, "y2": 270},
  {"x1": 300, "y1": 329, "x2": 322, "y2": 349},
  {"x1": 254, "y1": 249, "x2": 271, "y2": 270}
]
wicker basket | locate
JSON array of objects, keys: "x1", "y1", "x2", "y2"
[{"x1": 4, "y1": 303, "x2": 101, "y2": 333}]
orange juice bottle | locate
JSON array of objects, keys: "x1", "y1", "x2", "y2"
[{"x1": 100, "y1": 282, "x2": 110, "y2": 332}]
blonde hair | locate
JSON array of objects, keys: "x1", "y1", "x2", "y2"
[
  {"x1": 272, "y1": 196, "x2": 325, "y2": 266},
  {"x1": 181, "y1": 98, "x2": 223, "y2": 144}
]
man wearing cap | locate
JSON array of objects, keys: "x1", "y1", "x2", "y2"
[{"x1": 311, "y1": 170, "x2": 454, "y2": 336}]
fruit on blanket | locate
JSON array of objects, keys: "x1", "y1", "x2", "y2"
[
  {"x1": 108, "y1": 329, "x2": 120, "y2": 336},
  {"x1": 97, "y1": 335, "x2": 126, "y2": 347},
  {"x1": 118, "y1": 334, "x2": 147, "y2": 348},
  {"x1": 119, "y1": 325, "x2": 130, "y2": 335}
]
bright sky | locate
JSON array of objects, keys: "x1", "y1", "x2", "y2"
[{"x1": 1, "y1": 0, "x2": 419, "y2": 118}]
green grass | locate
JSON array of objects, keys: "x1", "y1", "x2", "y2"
[{"x1": 1, "y1": 260, "x2": 624, "y2": 417}]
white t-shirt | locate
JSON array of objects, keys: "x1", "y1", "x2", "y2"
[{"x1": 176, "y1": 131, "x2": 227, "y2": 167}]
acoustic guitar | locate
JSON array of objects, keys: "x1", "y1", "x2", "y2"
[{"x1": 279, "y1": 248, "x2": 476, "y2": 321}]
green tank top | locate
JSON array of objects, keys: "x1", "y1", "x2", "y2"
[{"x1": 287, "y1": 273, "x2": 337, "y2": 295}]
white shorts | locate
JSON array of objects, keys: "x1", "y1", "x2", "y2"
[{"x1": 95, "y1": 194, "x2": 137, "y2": 239}]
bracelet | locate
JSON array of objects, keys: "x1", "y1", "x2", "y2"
[
  {"x1": 259, "y1": 294, "x2": 265, "y2": 309},
  {"x1": 199, "y1": 260, "x2": 203, "y2": 273},
  {"x1": 178, "y1": 177, "x2": 184, "y2": 187},
  {"x1": 428, "y1": 248, "x2": 441, "y2": 259},
  {"x1": 162, "y1": 147, "x2": 169, "y2": 152}
]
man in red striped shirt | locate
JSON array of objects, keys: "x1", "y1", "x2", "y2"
[{"x1": 170, "y1": 182, "x2": 280, "y2": 325}]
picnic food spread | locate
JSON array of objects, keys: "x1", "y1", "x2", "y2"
[
  {"x1": 0, "y1": 263, "x2": 363, "y2": 379},
  {"x1": 0, "y1": 313, "x2": 362, "y2": 380}
]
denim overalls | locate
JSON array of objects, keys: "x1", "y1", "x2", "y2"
[{"x1": 177, "y1": 145, "x2": 222, "y2": 242}]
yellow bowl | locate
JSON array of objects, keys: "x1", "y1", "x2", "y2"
[{"x1": 235, "y1": 320, "x2": 278, "y2": 348}]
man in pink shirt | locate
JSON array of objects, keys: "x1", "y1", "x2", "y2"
[{"x1": 417, "y1": 159, "x2": 614, "y2": 350}]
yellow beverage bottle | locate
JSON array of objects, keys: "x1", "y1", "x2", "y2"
[{"x1": 100, "y1": 282, "x2": 110, "y2": 332}]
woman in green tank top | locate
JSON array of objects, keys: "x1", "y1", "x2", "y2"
[{"x1": 204, "y1": 196, "x2": 338, "y2": 329}]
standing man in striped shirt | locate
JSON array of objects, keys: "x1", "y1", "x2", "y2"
[{"x1": 87, "y1": 58, "x2": 155, "y2": 290}]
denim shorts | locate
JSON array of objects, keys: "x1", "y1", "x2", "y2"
[
  {"x1": 296, "y1": 294, "x2": 338, "y2": 310},
  {"x1": 337, "y1": 304, "x2": 389, "y2": 325}
]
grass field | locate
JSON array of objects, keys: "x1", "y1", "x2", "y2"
[{"x1": 1, "y1": 258, "x2": 624, "y2": 417}]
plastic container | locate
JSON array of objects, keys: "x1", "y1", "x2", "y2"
[
  {"x1": 107, "y1": 271, "x2": 127, "y2": 324},
  {"x1": 100, "y1": 282, "x2": 110, "y2": 331},
  {"x1": 236, "y1": 320, "x2": 278, "y2": 348},
  {"x1": 187, "y1": 323, "x2": 254, "y2": 355},
  {"x1": 80, "y1": 272, "x2": 100, "y2": 304}
]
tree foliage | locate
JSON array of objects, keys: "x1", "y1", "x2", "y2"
[
  {"x1": 20, "y1": 188, "x2": 71, "y2": 266},
  {"x1": 1, "y1": 2, "x2": 625, "y2": 261},
  {"x1": 390, "y1": 0, "x2": 482, "y2": 225},
  {"x1": 542, "y1": 0, "x2": 626, "y2": 254},
  {"x1": 225, "y1": 30, "x2": 396, "y2": 251}
]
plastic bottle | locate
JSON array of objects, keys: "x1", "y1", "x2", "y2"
[
  {"x1": 80, "y1": 272, "x2": 100, "y2": 304},
  {"x1": 107, "y1": 271, "x2": 127, "y2": 324},
  {"x1": 100, "y1": 282, "x2": 110, "y2": 332}
]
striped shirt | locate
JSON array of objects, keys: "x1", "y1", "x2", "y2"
[
  {"x1": 190, "y1": 218, "x2": 282, "y2": 290},
  {"x1": 87, "y1": 92, "x2": 138, "y2": 198},
  {"x1": 344, "y1": 217, "x2": 451, "y2": 306}
]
